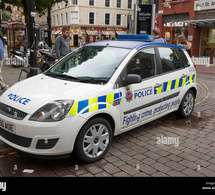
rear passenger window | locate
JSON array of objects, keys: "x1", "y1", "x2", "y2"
[
  {"x1": 158, "y1": 47, "x2": 182, "y2": 73},
  {"x1": 177, "y1": 49, "x2": 190, "y2": 67},
  {"x1": 127, "y1": 47, "x2": 157, "y2": 80}
]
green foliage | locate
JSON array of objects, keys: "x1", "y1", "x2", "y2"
[
  {"x1": 2, "y1": 11, "x2": 12, "y2": 21},
  {"x1": 0, "y1": 0, "x2": 68, "y2": 16}
]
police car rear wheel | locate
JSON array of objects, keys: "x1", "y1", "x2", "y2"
[
  {"x1": 177, "y1": 90, "x2": 195, "y2": 118},
  {"x1": 74, "y1": 118, "x2": 113, "y2": 163}
]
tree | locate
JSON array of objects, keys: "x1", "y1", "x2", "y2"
[
  {"x1": 2, "y1": 11, "x2": 12, "y2": 22},
  {"x1": 0, "y1": 0, "x2": 68, "y2": 24}
]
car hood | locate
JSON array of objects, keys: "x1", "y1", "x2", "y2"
[{"x1": 0, "y1": 74, "x2": 104, "y2": 115}]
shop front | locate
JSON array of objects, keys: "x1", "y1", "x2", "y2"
[
  {"x1": 162, "y1": 14, "x2": 190, "y2": 44},
  {"x1": 81, "y1": 27, "x2": 127, "y2": 44}
]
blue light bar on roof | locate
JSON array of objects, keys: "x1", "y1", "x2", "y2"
[{"x1": 117, "y1": 34, "x2": 154, "y2": 42}]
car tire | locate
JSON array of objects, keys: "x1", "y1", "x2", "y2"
[
  {"x1": 74, "y1": 117, "x2": 113, "y2": 163},
  {"x1": 177, "y1": 90, "x2": 195, "y2": 118}
]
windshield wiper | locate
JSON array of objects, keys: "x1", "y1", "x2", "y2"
[
  {"x1": 45, "y1": 72, "x2": 80, "y2": 81},
  {"x1": 78, "y1": 77, "x2": 109, "y2": 84}
]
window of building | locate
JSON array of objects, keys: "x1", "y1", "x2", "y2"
[
  {"x1": 53, "y1": 15, "x2": 55, "y2": 26},
  {"x1": 105, "y1": 13, "x2": 110, "y2": 25},
  {"x1": 89, "y1": 0, "x2": 95, "y2": 6},
  {"x1": 117, "y1": 0, "x2": 122, "y2": 8},
  {"x1": 71, "y1": 11, "x2": 79, "y2": 24},
  {"x1": 128, "y1": 0, "x2": 132, "y2": 9},
  {"x1": 65, "y1": 12, "x2": 68, "y2": 24},
  {"x1": 105, "y1": 0, "x2": 110, "y2": 7},
  {"x1": 89, "y1": 12, "x2": 95, "y2": 24},
  {"x1": 127, "y1": 47, "x2": 157, "y2": 79},
  {"x1": 16, "y1": 13, "x2": 19, "y2": 18},
  {"x1": 60, "y1": 13, "x2": 63, "y2": 25},
  {"x1": 71, "y1": 0, "x2": 78, "y2": 5},
  {"x1": 158, "y1": 47, "x2": 182, "y2": 73},
  {"x1": 116, "y1": 14, "x2": 121, "y2": 25},
  {"x1": 56, "y1": 14, "x2": 59, "y2": 25}
]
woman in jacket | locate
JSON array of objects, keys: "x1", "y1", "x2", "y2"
[{"x1": 176, "y1": 35, "x2": 192, "y2": 57}]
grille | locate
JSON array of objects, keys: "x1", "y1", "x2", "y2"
[
  {"x1": 0, "y1": 103, "x2": 28, "y2": 120},
  {"x1": 0, "y1": 127, "x2": 32, "y2": 147}
]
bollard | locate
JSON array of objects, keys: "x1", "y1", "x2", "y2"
[{"x1": 210, "y1": 48, "x2": 214, "y2": 64}]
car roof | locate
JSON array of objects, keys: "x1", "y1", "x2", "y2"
[{"x1": 84, "y1": 40, "x2": 185, "y2": 50}]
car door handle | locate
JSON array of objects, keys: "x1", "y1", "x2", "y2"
[
  {"x1": 154, "y1": 83, "x2": 162, "y2": 88},
  {"x1": 181, "y1": 74, "x2": 187, "y2": 79}
]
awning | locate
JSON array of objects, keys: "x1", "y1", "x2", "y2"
[
  {"x1": 102, "y1": 31, "x2": 115, "y2": 36},
  {"x1": 187, "y1": 19, "x2": 215, "y2": 28},
  {"x1": 116, "y1": 31, "x2": 127, "y2": 35},
  {"x1": 52, "y1": 30, "x2": 61, "y2": 35},
  {"x1": 86, "y1": 30, "x2": 98, "y2": 35}
]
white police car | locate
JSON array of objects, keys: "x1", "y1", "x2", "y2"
[{"x1": 0, "y1": 35, "x2": 197, "y2": 163}]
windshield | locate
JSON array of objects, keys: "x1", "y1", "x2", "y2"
[{"x1": 46, "y1": 46, "x2": 131, "y2": 83}]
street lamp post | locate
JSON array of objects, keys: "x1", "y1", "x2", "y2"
[{"x1": 28, "y1": 0, "x2": 38, "y2": 77}]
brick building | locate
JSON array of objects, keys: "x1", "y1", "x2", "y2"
[{"x1": 158, "y1": 0, "x2": 215, "y2": 57}]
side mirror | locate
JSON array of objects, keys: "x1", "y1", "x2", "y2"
[{"x1": 123, "y1": 74, "x2": 142, "y2": 85}]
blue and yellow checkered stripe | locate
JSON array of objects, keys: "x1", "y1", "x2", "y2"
[
  {"x1": 69, "y1": 92, "x2": 123, "y2": 116},
  {"x1": 154, "y1": 74, "x2": 196, "y2": 95}
]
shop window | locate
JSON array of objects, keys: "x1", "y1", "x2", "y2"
[
  {"x1": 127, "y1": 47, "x2": 157, "y2": 79},
  {"x1": 201, "y1": 28, "x2": 215, "y2": 56},
  {"x1": 158, "y1": 47, "x2": 182, "y2": 73}
]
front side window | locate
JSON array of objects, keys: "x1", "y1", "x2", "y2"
[
  {"x1": 158, "y1": 47, "x2": 182, "y2": 73},
  {"x1": 127, "y1": 47, "x2": 157, "y2": 80},
  {"x1": 46, "y1": 46, "x2": 131, "y2": 83}
]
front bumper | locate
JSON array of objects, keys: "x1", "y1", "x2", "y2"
[{"x1": 0, "y1": 113, "x2": 87, "y2": 157}]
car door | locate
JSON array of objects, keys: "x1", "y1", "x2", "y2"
[
  {"x1": 118, "y1": 47, "x2": 163, "y2": 130},
  {"x1": 156, "y1": 46, "x2": 188, "y2": 115}
]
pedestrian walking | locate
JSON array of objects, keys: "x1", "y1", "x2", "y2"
[
  {"x1": 55, "y1": 27, "x2": 72, "y2": 59},
  {"x1": 176, "y1": 35, "x2": 192, "y2": 57},
  {"x1": 152, "y1": 28, "x2": 167, "y2": 43},
  {"x1": 0, "y1": 31, "x2": 8, "y2": 91}
]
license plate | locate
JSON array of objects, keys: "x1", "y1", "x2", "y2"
[
  {"x1": 0, "y1": 118, "x2": 16, "y2": 134},
  {"x1": 37, "y1": 58, "x2": 42, "y2": 62}
]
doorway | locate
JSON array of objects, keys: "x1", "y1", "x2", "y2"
[{"x1": 74, "y1": 35, "x2": 78, "y2": 47}]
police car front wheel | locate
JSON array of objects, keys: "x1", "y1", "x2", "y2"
[
  {"x1": 74, "y1": 117, "x2": 113, "y2": 163},
  {"x1": 177, "y1": 90, "x2": 195, "y2": 118}
]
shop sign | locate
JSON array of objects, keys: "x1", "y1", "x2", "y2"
[{"x1": 194, "y1": 0, "x2": 215, "y2": 11}]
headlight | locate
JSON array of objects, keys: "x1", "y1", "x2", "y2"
[{"x1": 29, "y1": 100, "x2": 74, "y2": 122}]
